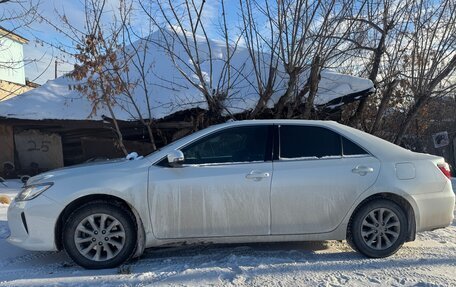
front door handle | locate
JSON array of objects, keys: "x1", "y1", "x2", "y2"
[
  {"x1": 246, "y1": 170, "x2": 270, "y2": 181},
  {"x1": 352, "y1": 165, "x2": 374, "y2": 176}
]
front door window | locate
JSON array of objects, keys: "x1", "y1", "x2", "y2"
[{"x1": 182, "y1": 125, "x2": 270, "y2": 165}]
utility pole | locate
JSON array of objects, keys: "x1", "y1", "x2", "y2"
[{"x1": 54, "y1": 60, "x2": 58, "y2": 79}]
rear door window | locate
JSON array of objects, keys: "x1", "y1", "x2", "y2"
[{"x1": 279, "y1": 125, "x2": 341, "y2": 159}]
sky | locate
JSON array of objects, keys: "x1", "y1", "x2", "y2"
[
  {"x1": 1, "y1": 0, "x2": 83, "y2": 84},
  {"x1": 1, "y1": 0, "x2": 241, "y2": 85}
]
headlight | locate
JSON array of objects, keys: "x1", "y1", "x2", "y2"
[{"x1": 16, "y1": 182, "x2": 54, "y2": 201}]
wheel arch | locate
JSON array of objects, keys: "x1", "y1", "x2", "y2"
[
  {"x1": 54, "y1": 194, "x2": 146, "y2": 255},
  {"x1": 347, "y1": 192, "x2": 416, "y2": 242}
]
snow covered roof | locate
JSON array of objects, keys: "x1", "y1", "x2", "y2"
[{"x1": 0, "y1": 31, "x2": 373, "y2": 121}]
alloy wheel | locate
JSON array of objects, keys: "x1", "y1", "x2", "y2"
[
  {"x1": 360, "y1": 207, "x2": 401, "y2": 250},
  {"x1": 74, "y1": 213, "x2": 126, "y2": 261}
]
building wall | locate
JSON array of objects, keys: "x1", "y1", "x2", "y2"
[
  {"x1": 0, "y1": 124, "x2": 14, "y2": 177},
  {"x1": 14, "y1": 129, "x2": 64, "y2": 171},
  {"x1": 0, "y1": 80, "x2": 33, "y2": 101},
  {"x1": 0, "y1": 35, "x2": 26, "y2": 85}
]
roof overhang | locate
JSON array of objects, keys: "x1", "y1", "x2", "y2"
[{"x1": 0, "y1": 26, "x2": 28, "y2": 44}]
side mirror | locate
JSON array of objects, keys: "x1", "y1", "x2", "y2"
[{"x1": 167, "y1": 150, "x2": 185, "y2": 167}]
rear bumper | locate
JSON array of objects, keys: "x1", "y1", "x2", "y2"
[
  {"x1": 7, "y1": 195, "x2": 61, "y2": 251},
  {"x1": 413, "y1": 180, "x2": 455, "y2": 232}
]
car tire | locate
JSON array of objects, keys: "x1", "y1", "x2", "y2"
[
  {"x1": 348, "y1": 199, "x2": 408, "y2": 258},
  {"x1": 63, "y1": 200, "x2": 137, "y2": 269}
]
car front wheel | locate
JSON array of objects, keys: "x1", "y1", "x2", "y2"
[
  {"x1": 63, "y1": 200, "x2": 137, "y2": 269},
  {"x1": 348, "y1": 199, "x2": 408, "y2": 258}
]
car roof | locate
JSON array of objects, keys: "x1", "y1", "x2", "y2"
[{"x1": 222, "y1": 119, "x2": 338, "y2": 126}]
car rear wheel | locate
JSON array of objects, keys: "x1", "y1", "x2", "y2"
[
  {"x1": 348, "y1": 199, "x2": 407, "y2": 258},
  {"x1": 63, "y1": 200, "x2": 137, "y2": 269}
]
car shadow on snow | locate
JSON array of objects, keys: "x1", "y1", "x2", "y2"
[
  {"x1": 1, "y1": 240, "x2": 455, "y2": 285},
  {"x1": 92, "y1": 242, "x2": 452, "y2": 281},
  {"x1": 130, "y1": 241, "x2": 455, "y2": 285}
]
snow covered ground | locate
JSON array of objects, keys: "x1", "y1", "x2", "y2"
[{"x1": 0, "y1": 180, "x2": 455, "y2": 286}]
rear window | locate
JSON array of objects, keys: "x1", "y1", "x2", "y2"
[
  {"x1": 342, "y1": 137, "x2": 369, "y2": 156},
  {"x1": 280, "y1": 125, "x2": 341, "y2": 159}
]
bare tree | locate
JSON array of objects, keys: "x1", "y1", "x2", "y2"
[
  {"x1": 109, "y1": 1, "x2": 159, "y2": 150},
  {"x1": 273, "y1": 0, "x2": 358, "y2": 119},
  {"x1": 36, "y1": 0, "x2": 161, "y2": 151},
  {"x1": 394, "y1": 0, "x2": 456, "y2": 144},
  {"x1": 8, "y1": 0, "x2": 455, "y2": 154},
  {"x1": 346, "y1": 0, "x2": 414, "y2": 129},
  {"x1": 140, "y1": 0, "x2": 241, "y2": 122},
  {"x1": 239, "y1": 0, "x2": 280, "y2": 118},
  {"x1": 69, "y1": 0, "x2": 130, "y2": 155}
]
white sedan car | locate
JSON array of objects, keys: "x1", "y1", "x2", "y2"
[{"x1": 7, "y1": 120, "x2": 455, "y2": 269}]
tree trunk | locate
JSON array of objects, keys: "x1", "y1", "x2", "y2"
[
  {"x1": 394, "y1": 95, "x2": 427, "y2": 145},
  {"x1": 370, "y1": 79, "x2": 398, "y2": 134},
  {"x1": 250, "y1": 68, "x2": 277, "y2": 118},
  {"x1": 348, "y1": 33, "x2": 386, "y2": 127},
  {"x1": 145, "y1": 121, "x2": 157, "y2": 151},
  {"x1": 251, "y1": 90, "x2": 273, "y2": 118},
  {"x1": 99, "y1": 78, "x2": 129, "y2": 156},
  {"x1": 302, "y1": 56, "x2": 321, "y2": 119},
  {"x1": 105, "y1": 102, "x2": 129, "y2": 156},
  {"x1": 275, "y1": 71, "x2": 298, "y2": 118}
]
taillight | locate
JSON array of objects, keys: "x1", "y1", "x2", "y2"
[{"x1": 437, "y1": 163, "x2": 452, "y2": 179}]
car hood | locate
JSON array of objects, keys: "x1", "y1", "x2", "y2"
[{"x1": 26, "y1": 158, "x2": 132, "y2": 185}]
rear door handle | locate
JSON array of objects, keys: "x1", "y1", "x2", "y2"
[
  {"x1": 352, "y1": 165, "x2": 374, "y2": 176},
  {"x1": 246, "y1": 170, "x2": 270, "y2": 181}
]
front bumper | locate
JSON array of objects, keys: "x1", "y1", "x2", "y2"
[
  {"x1": 413, "y1": 180, "x2": 455, "y2": 232},
  {"x1": 7, "y1": 194, "x2": 62, "y2": 251}
]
